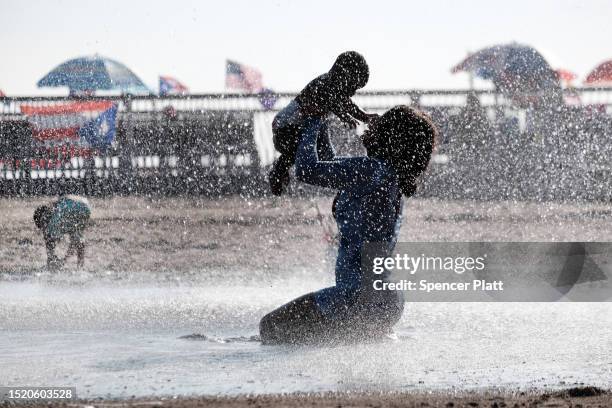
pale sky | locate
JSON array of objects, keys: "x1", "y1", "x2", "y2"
[{"x1": 1, "y1": 0, "x2": 611, "y2": 95}]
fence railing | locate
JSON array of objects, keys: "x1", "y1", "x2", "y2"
[
  {"x1": 1, "y1": 88, "x2": 611, "y2": 200},
  {"x1": 3, "y1": 86, "x2": 612, "y2": 113}
]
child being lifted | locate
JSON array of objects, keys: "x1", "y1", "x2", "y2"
[{"x1": 269, "y1": 51, "x2": 378, "y2": 195}]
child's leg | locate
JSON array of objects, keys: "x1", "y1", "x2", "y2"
[
  {"x1": 269, "y1": 123, "x2": 301, "y2": 195},
  {"x1": 67, "y1": 232, "x2": 85, "y2": 268},
  {"x1": 268, "y1": 155, "x2": 293, "y2": 196},
  {"x1": 65, "y1": 210, "x2": 89, "y2": 267}
]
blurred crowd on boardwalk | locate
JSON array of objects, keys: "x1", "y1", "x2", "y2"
[{"x1": 0, "y1": 43, "x2": 611, "y2": 200}]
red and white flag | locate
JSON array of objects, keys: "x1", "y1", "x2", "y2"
[
  {"x1": 225, "y1": 60, "x2": 263, "y2": 93},
  {"x1": 159, "y1": 75, "x2": 189, "y2": 95},
  {"x1": 20, "y1": 101, "x2": 117, "y2": 148}
]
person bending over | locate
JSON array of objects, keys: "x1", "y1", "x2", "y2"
[
  {"x1": 269, "y1": 51, "x2": 379, "y2": 195},
  {"x1": 33, "y1": 195, "x2": 91, "y2": 270},
  {"x1": 260, "y1": 106, "x2": 437, "y2": 344}
]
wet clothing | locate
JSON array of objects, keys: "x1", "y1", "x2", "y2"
[
  {"x1": 46, "y1": 196, "x2": 91, "y2": 241},
  {"x1": 272, "y1": 101, "x2": 335, "y2": 162},
  {"x1": 269, "y1": 101, "x2": 336, "y2": 195},
  {"x1": 295, "y1": 117, "x2": 404, "y2": 326},
  {"x1": 260, "y1": 117, "x2": 405, "y2": 344}
]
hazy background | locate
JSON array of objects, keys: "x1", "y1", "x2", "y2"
[{"x1": 1, "y1": 0, "x2": 611, "y2": 95}]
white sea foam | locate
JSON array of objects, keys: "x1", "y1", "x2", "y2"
[{"x1": 1, "y1": 278, "x2": 611, "y2": 397}]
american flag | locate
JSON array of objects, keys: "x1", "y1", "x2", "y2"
[
  {"x1": 159, "y1": 75, "x2": 189, "y2": 96},
  {"x1": 20, "y1": 101, "x2": 117, "y2": 150},
  {"x1": 225, "y1": 60, "x2": 263, "y2": 93}
]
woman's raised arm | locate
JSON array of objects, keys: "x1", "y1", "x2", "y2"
[{"x1": 295, "y1": 118, "x2": 381, "y2": 191}]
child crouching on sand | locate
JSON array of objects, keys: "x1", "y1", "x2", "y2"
[{"x1": 33, "y1": 195, "x2": 91, "y2": 270}]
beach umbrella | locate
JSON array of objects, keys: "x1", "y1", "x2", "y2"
[
  {"x1": 452, "y1": 43, "x2": 561, "y2": 96},
  {"x1": 584, "y1": 60, "x2": 612, "y2": 85},
  {"x1": 37, "y1": 55, "x2": 150, "y2": 94}
]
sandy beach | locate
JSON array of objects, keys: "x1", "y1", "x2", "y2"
[
  {"x1": 1, "y1": 196, "x2": 611, "y2": 406},
  {"x1": 5, "y1": 388, "x2": 611, "y2": 407},
  {"x1": 2, "y1": 195, "x2": 611, "y2": 278}
]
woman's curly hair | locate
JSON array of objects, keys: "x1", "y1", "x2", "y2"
[{"x1": 366, "y1": 105, "x2": 438, "y2": 197}]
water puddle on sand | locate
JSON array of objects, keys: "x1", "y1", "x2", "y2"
[{"x1": 1, "y1": 281, "x2": 611, "y2": 398}]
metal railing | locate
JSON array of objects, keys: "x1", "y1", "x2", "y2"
[
  {"x1": 1, "y1": 88, "x2": 611, "y2": 200},
  {"x1": 3, "y1": 86, "x2": 612, "y2": 112}
]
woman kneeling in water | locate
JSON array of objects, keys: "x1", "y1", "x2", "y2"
[{"x1": 260, "y1": 105, "x2": 438, "y2": 345}]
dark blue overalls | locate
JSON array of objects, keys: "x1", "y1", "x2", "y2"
[{"x1": 295, "y1": 118, "x2": 404, "y2": 328}]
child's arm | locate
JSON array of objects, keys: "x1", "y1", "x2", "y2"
[
  {"x1": 76, "y1": 241, "x2": 85, "y2": 268},
  {"x1": 45, "y1": 235, "x2": 62, "y2": 270},
  {"x1": 332, "y1": 97, "x2": 378, "y2": 126},
  {"x1": 316, "y1": 120, "x2": 336, "y2": 161},
  {"x1": 295, "y1": 118, "x2": 383, "y2": 192},
  {"x1": 343, "y1": 98, "x2": 371, "y2": 122}
]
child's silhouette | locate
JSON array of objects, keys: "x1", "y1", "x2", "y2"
[{"x1": 269, "y1": 51, "x2": 378, "y2": 195}]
